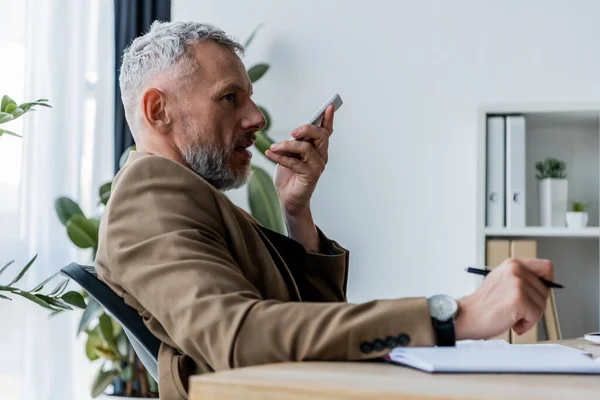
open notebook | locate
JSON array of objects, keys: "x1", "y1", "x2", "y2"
[{"x1": 387, "y1": 340, "x2": 600, "y2": 373}]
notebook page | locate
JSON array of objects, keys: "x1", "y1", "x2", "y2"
[{"x1": 388, "y1": 341, "x2": 600, "y2": 374}]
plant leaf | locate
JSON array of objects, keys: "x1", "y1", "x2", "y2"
[
  {"x1": 98, "y1": 182, "x2": 111, "y2": 206},
  {"x1": 98, "y1": 313, "x2": 118, "y2": 353},
  {"x1": 78, "y1": 297, "x2": 103, "y2": 334},
  {"x1": 0, "y1": 294, "x2": 11, "y2": 300},
  {"x1": 86, "y1": 328, "x2": 103, "y2": 361},
  {"x1": 37, "y1": 294, "x2": 73, "y2": 310},
  {"x1": 13, "y1": 291, "x2": 58, "y2": 311},
  {"x1": 30, "y1": 272, "x2": 58, "y2": 292},
  {"x1": 0, "y1": 112, "x2": 14, "y2": 124},
  {"x1": 91, "y1": 366, "x2": 118, "y2": 397},
  {"x1": 54, "y1": 196, "x2": 85, "y2": 225},
  {"x1": 258, "y1": 105, "x2": 271, "y2": 132},
  {"x1": 8, "y1": 254, "x2": 38, "y2": 286},
  {"x1": 93, "y1": 346, "x2": 120, "y2": 362},
  {"x1": 66, "y1": 215, "x2": 98, "y2": 249},
  {"x1": 148, "y1": 371, "x2": 159, "y2": 393},
  {"x1": 119, "y1": 144, "x2": 136, "y2": 169},
  {"x1": 1, "y1": 95, "x2": 16, "y2": 112},
  {"x1": 248, "y1": 165, "x2": 285, "y2": 234},
  {"x1": 4, "y1": 103, "x2": 17, "y2": 114},
  {"x1": 61, "y1": 291, "x2": 86, "y2": 309},
  {"x1": 120, "y1": 365, "x2": 133, "y2": 382},
  {"x1": 247, "y1": 63, "x2": 269, "y2": 83},
  {"x1": 243, "y1": 23, "x2": 264, "y2": 48},
  {"x1": 11, "y1": 107, "x2": 24, "y2": 118},
  {"x1": 254, "y1": 131, "x2": 276, "y2": 159},
  {"x1": 48, "y1": 278, "x2": 69, "y2": 296},
  {"x1": 116, "y1": 328, "x2": 128, "y2": 358},
  {"x1": 0, "y1": 128, "x2": 21, "y2": 137},
  {"x1": 0, "y1": 260, "x2": 15, "y2": 278}
]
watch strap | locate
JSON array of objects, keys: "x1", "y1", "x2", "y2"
[{"x1": 431, "y1": 317, "x2": 456, "y2": 346}]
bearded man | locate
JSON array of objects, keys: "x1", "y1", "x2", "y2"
[{"x1": 96, "y1": 21, "x2": 553, "y2": 400}]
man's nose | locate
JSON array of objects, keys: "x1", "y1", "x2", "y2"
[{"x1": 242, "y1": 102, "x2": 267, "y2": 132}]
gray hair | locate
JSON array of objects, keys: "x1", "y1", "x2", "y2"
[{"x1": 118, "y1": 20, "x2": 244, "y2": 137}]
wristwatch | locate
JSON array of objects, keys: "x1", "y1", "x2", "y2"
[{"x1": 427, "y1": 294, "x2": 458, "y2": 346}]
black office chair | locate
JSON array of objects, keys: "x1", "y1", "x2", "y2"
[{"x1": 60, "y1": 262, "x2": 161, "y2": 381}]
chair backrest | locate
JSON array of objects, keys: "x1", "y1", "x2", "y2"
[{"x1": 60, "y1": 262, "x2": 161, "y2": 381}]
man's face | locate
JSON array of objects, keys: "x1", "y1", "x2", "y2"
[{"x1": 171, "y1": 41, "x2": 266, "y2": 190}]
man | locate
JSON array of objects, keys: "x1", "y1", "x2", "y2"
[{"x1": 96, "y1": 21, "x2": 553, "y2": 400}]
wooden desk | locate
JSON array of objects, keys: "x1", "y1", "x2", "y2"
[{"x1": 190, "y1": 338, "x2": 600, "y2": 400}]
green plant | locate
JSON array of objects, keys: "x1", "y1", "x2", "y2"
[
  {"x1": 243, "y1": 23, "x2": 286, "y2": 235},
  {"x1": 0, "y1": 95, "x2": 86, "y2": 311},
  {"x1": 535, "y1": 158, "x2": 567, "y2": 180},
  {"x1": 571, "y1": 201, "x2": 587, "y2": 212},
  {"x1": 0, "y1": 94, "x2": 50, "y2": 137},
  {"x1": 55, "y1": 145, "x2": 157, "y2": 398}
]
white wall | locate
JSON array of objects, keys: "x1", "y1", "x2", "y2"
[{"x1": 173, "y1": 0, "x2": 600, "y2": 303}]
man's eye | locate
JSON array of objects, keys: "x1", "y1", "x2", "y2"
[{"x1": 224, "y1": 93, "x2": 236, "y2": 103}]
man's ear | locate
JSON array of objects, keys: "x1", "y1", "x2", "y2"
[{"x1": 140, "y1": 88, "x2": 173, "y2": 135}]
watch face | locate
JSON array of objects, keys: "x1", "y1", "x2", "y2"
[{"x1": 428, "y1": 294, "x2": 458, "y2": 321}]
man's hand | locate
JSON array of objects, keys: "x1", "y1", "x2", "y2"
[
  {"x1": 264, "y1": 105, "x2": 335, "y2": 252},
  {"x1": 454, "y1": 258, "x2": 553, "y2": 340}
]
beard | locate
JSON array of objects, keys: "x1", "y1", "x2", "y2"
[{"x1": 180, "y1": 121, "x2": 254, "y2": 191}]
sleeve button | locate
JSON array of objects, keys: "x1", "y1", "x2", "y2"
[
  {"x1": 384, "y1": 336, "x2": 396, "y2": 349},
  {"x1": 396, "y1": 333, "x2": 411, "y2": 346},
  {"x1": 373, "y1": 339, "x2": 385, "y2": 352},
  {"x1": 359, "y1": 341, "x2": 373, "y2": 354}
]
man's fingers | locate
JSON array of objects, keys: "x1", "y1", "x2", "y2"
[
  {"x1": 519, "y1": 258, "x2": 554, "y2": 281},
  {"x1": 292, "y1": 124, "x2": 329, "y2": 142},
  {"x1": 321, "y1": 104, "x2": 335, "y2": 135},
  {"x1": 264, "y1": 150, "x2": 311, "y2": 173},
  {"x1": 270, "y1": 140, "x2": 322, "y2": 165},
  {"x1": 511, "y1": 293, "x2": 542, "y2": 335},
  {"x1": 519, "y1": 268, "x2": 550, "y2": 307},
  {"x1": 291, "y1": 125, "x2": 329, "y2": 163},
  {"x1": 265, "y1": 147, "x2": 325, "y2": 176}
]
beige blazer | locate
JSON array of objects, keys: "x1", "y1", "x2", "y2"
[{"x1": 96, "y1": 151, "x2": 435, "y2": 400}]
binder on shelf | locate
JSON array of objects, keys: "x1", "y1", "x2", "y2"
[
  {"x1": 486, "y1": 239, "x2": 511, "y2": 342},
  {"x1": 486, "y1": 116, "x2": 506, "y2": 228},
  {"x1": 505, "y1": 116, "x2": 526, "y2": 228},
  {"x1": 544, "y1": 290, "x2": 562, "y2": 341},
  {"x1": 510, "y1": 240, "x2": 538, "y2": 344}
]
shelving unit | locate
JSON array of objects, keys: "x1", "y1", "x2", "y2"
[
  {"x1": 484, "y1": 227, "x2": 600, "y2": 238},
  {"x1": 476, "y1": 102, "x2": 600, "y2": 341}
]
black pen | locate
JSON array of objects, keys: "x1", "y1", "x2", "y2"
[{"x1": 466, "y1": 267, "x2": 564, "y2": 289}]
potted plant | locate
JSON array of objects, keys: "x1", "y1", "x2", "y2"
[
  {"x1": 566, "y1": 201, "x2": 588, "y2": 228},
  {"x1": 0, "y1": 95, "x2": 86, "y2": 311},
  {"x1": 55, "y1": 150, "x2": 159, "y2": 399},
  {"x1": 535, "y1": 158, "x2": 568, "y2": 227}
]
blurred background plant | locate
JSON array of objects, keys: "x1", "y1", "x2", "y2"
[
  {"x1": 535, "y1": 157, "x2": 567, "y2": 180},
  {"x1": 243, "y1": 23, "x2": 286, "y2": 235},
  {"x1": 0, "y1": 94, "x2": 85, "y2": 312},
  {"x1": 54, "y1": 144, "x2": 157, "y2": 398}
]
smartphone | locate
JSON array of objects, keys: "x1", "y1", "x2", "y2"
[
  {"x1": 305, "y1": 93, "x2": 344, "y2": 127},
  {"x1": 274, "y1": 93, "x2": 343, "y2": 159}
]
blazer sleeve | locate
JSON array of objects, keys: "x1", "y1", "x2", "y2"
[
  {"x1": 302, "y1": 228, "x2": 349, "y2": 302},
  {"x1": 104, "y1": 156, "x2": 435, "y2": 372}
]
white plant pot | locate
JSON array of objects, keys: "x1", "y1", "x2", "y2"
[
  {"x1": 566, "y1": 211, "x2": 588, "y2": 228},
  {"x1": 539, "y1": 178, "x2": 568, "y2": 227}
]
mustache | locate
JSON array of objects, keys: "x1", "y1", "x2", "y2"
[{"x1": 233, "y1": 131, "x2": 256, "y2": 148}]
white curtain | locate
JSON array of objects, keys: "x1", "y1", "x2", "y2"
[{"x1": 0, "y1": 1, "x2": 114, "y2": 399}]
